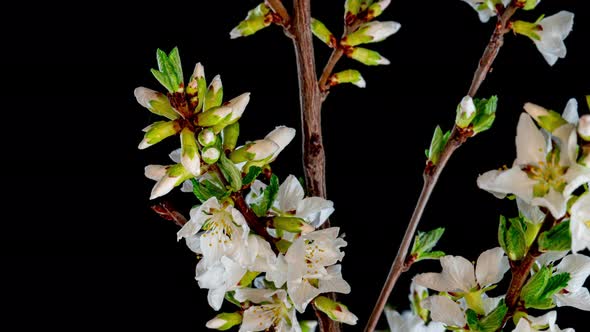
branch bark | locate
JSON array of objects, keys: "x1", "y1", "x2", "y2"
[{"x1": 364, "y1": 3, "x2": 519, "y2": 331}]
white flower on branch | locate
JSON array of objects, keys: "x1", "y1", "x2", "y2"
[
  {"x1": 267, "y1": 228, "x2": 350, "y2": 312},
  {"x1": 512, "y1": 311, "x2": 574, "y2": 332},
  {"x1": 234, "y1": 288, "x2": 300, "y2": 332},
  {"x1": 570, "y1": 193, "x2": 590, "y2": 253},
  {"x1": 534, "y1": 11, "x2": 575, "y2": 66},
  {"x1": 196, "y1": 256, "x2": 246, "y2": 311},
  {"x1": 554, "y1": 254, "x2": 590, "y2": 311},
  {"x1": 478, "y1": 113, "x2": 590, "y2": 218},
  {"x1": 384, "y1": 307, "x2": 445, "y2": 332},
  {"x1": 460, "y1": 0, "x2": 511, "y2": 23}
]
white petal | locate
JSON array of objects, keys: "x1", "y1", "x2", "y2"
[
  {"x1": 144, "y1": 165, "x2": 167, "y2": 181},
  {"x1": 517, "y1": 198, "x2": 546, "y2": 224},
  {"x1": 266, "y1": 254, "x2": 288, "y2": 288},
  {"x1": 553, "y1": 124, "x2": 578, "y2": 166},
  {"x1": 276, "y1": 175, "x2": 305, "y2": 212},
  {"x1": 528, "y1": 311, "x2": 557, "y2": 328},
  {"x1": 240, "y1": 305, "x2": 275, "y2": 332},
  {"x1": 482, "y1": 294, "x2": 504, "y2": 316},
  {"x1": 265, "y1": 126, "x2": 296, "y2": 159},
  {"x1": 513, "y1": 318, "x2": 534, "y2": 332},
  {"x1": 555, "y1": 287, "x2": 590, "y2": 311},
  {"x1": 535, "y1": 11, "x2": 574, "y2": 66},
  {"x1": 234, "y1": 288, "x2": 281, "y2": 303},
  {"x1": 516, "y1": 113, "x2": 547, "y2": 166},
  {"x1": 555, "y1": 254, "x2": 590, "y2": 291},
  {"x1": 563, "y1": 164, "x2": 590, "y2": 195},
  {"x1": 288, "y1": 279, "x2": 322, "y2": 313},
  {"x1": 477, "y1": 167, "x2": 536, "y2": 202},
  {"x1": 562, "y1": 98, "x2": 579, "y2": 124},
  {"x1": 571, "y1": 193, "x2": 590, "y2": 253},
  {"x1": 423, "y1": 295, "x2": 466, "y2": 327},
  {"x1": 415, "y1": 255, "x2": 475, "y2": 293},
  {"x1": 531, "y1": 187, "x2": 567, "y2": 219},
  {"x1": 184, "y1": 233, "x2": 202, "y2": 254},
  {"x1": 537, "y1": 250, "x2": 569, "y2": 267},
  {"x1": 246, "y1": 180, "x2": 267, "y2": 206},
  {"x1": 320, "y1": 265, "x2": 352, "y2": 295},
  {"x1": 296, "y1": 197, "x2": 335, "y2": 228},
  {"x1": 169, "y1": 148, "x2": 181, "y2": 163},
  {"x1": 180, "y1": 179, "x2": 194, "y2": 192},
  {"x1": 476, "y1": 247, "x2": 510, "y2": 287}
]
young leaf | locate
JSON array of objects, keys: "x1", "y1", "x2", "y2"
[
  {"x1": 478, "y1": 299, "x2": 508, "y2": 332},
  {"x1": 538, "y1": 221, "x2": 572, "y2": 252},
  {"x1": 521, "y1": 265, "x2": 550, "y2": 308},
  {"x1": 218, "y1": 153, "x2": 243, "y2": 192},
  {"x1": 472, "y1": 96, "x2": 498, "y2": 134},
  {"x1": 251, "y1": 174, "x2": 280, "y2": 217},
  {"x1": 411, "y1": 228, "x2": 445, "y2": 263},
  {"x1": 243, "y1": 166, "x2": 263, "y2": 186}
]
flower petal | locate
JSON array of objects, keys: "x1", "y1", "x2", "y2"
[
  {"x1": 555, "y1": 287, "x2": 590, "y2": 311},
  {"x1": 555, "y1": 254, "x2": 590, "y2": 292},
  {"x1": 476, "y1": 247, "x2": 510, "y2": 287},
  {"x1": 415, "y1": 255, "x2": 476, "y2": 293},
  {"x1": 562, "y1": 98, "x2": 579, "y2": 124},
  {"x1": 516, "y1": 113, "x2": 547, "y2": 166},
  {"x1": 571, "y1": 193, "x2": 590, "y2": 253},
  {"x1": 531, "y1": 188, "x2": 567, "y2": 219},
  {"x1": 423, "y1": 295, "x2": 466, "y2": 327},
  {"x1": 240, "y1": 305, "x2": 275, "y2": 332},
  {"x1": 477, "y1": 167, "x2": 536, "y2": 202},
  {"x1": 296, "y1": 197, "x2": 335, "y2": 228},
  {"x1": 276, "y1": 174, "x2": 305, "y2": 212}
]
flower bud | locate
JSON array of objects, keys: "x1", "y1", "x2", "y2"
[
  {"x1": 578, "y1": 115, "x2": 590, "y2": 141},
  {"x1": 150, "y1": 164, "x2": 192, "y2": 200},
  {"x1": 523, "y1": 102, "x2": 568, "y2": 132},
  {"x1": 202, "y1": 146, "x2": 221, "y2": 164},
  {"x1": 204, "y1": 75, "x2": 223, "y2": 111},
  {"x1": 313, "y1": 296, "x2": 358, "y2": 326},
  {"x1": 344, "y1": 0, "x2": 362, "y2": 18},
  {"x1": 186, "y1": 63, "x2": 206, "y2": 112},
  {"x1": 230, "y1": 139, "x2": 279, "y2": 163},
  {"x1": 348, "y1": 47, "x2": 390, "y2": 66},
  {"x1": 366, "y1": 0, "x2": 391, "y2": 20},
  {"x1": 197, "y1": 93, "x2": 250, "y2": 128},
  {"x1": 230, "y1": 3, "x2": 272, "y2": 39},
  {"x1": 180, "y1": 128, "x2": 201, "y2": 176},
  {"x1": 265, "y1": 126, "x2": 296, "y2": 160},
  {"x1": 328, "y1": 69, "x2": 366, "y2": 88},
  {"x1": 342, "y1": 21, "x2": 401, "y2": 46},
  {"x1": 522, "y1": 0, "x2": 540, "y2": 10},
  {"x1": 300, "y1": 321, "x2": 318, "y2": 332},
  {"x1": 198, "y1": 128, "x2": 217, "y2": 147},
  {"x1": 272, "y1": 216, "x2": 315, "y2": 234},
  {"x1": 455, "y1": 96, "x2": 476, "y2": 128},
  {"x1": 311, "y1": 18, "x2": 336, "y2": 48},
  {"x1": 138, "y1": 120, "x2": 182, "y2": 149},
  {"x1": 134, "y1": 87, "x2": 179, "y2": 120},
  {"x1": 144, "y1": 165, "x2": 167, "y2": 181},
  {"x1": 205, "y1": 312, "x2": 242, "y2": 331},
  {"x1": 222, "y1": 122, "x2": 240, "y2": 152}
]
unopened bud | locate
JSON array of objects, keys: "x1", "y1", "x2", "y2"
[
  {"x1": 367, "y1": 0, "x2": 391, "y2": 20},
  {"x1": 205, "y1": 312, "x2": 242, "y2": 331},
  {"x1": 202, "y1": 146, "x2": 221, "y2": 164},
  {"x1": 230, "y1": 139, "x2": 279, "y2": 163},
  {"x1": 180, "y1": 128, "x2": 201, "y2": 176},
  {"x1": 186, "y1": 63, "x2": 207, "y2": 112},
  {"x1": 344, "y1": 0, "x2": 362, "y2": 18},
  {"x1": 138, "y1": 120, "x2": 182, "y2": 149},
  {"x1": 150, "y1": 164, "x2": 192, "y2": 200},
  {"x1": 455, "y1": 96, "x2": 476, "y2": 128},
  {"x1": 222, "y1": 122, "x2": 240, "y2": 152},
  {"x1": 311, "y1": 18, "x2": 336, "y2": 48},
  {"x1": 198, "y1": 128, "x2": 217, "y2": 147},
  {"x1": 198, "y1": 93, "x2": 250, "y2": 128},
  {"x1": 348, "y1": 47, "x2": 390, "y2": 66},
  {"x1": 134, "y1": 87, "x2": 179, "y2": 120},
  {"x1": 230, "y1": 3, "x2": 272, "y2": 39},
  {"x1": 204, "y1": 75, "x2": 223, "y2": 111},
  {"x1": 523, "y1": 102, "x2": 568, "y2": 132},
  {"x1": 144, "y1": 165, "x2": 167, "y2": 181},
  {"x1": 313, "y1": 296, "x2": 358, "y2": 325},
  {"x1": 301, "y1": 321, "x2": 318, "y2": 332},
  {"x1": 265, "y1": 126, "x2": 296, "y2": 160},
  {"x1": 522, "y1": 0, "x2": 540, "y2": 10},
  {"x1": 342, "y1": 21, "x2": 401, "y2": 46},
  {"x1": 272, "y1": 216, "x2": 315, "y2": 234},
  {"x1": 578, "y1": 115, "x2": 590, "y2": 141},
  {"x1": 329, "y1": 69, "x2": 366, "y2": 88}
]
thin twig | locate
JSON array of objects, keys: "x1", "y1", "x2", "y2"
[
  {"x1": 231, "y1": 192, "x2": 280, "y2": 255},
  {"x1": 266, "y1": 0, "x2": 291, "y2": 28},
  {"x1": 364, "y1": 3, "x2": 520, "y2": 331},
  {"x1": 151, "y1": 201, "x2": 188, "y2": 227}
]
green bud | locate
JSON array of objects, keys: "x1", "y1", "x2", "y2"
[
  {"x1": 151, "y1": 47, "x2": 184, "y2": 93},
  {"x1": 204, "y1": 75, "x2": 223, "y2": 111},
  {"x1": 139, "y1": 120, "x2": 182, "y2": 149},
  {"x1": 341, "y1": 21, "x2": 401, "y2": 46},
  {"x1": 348, "y1": 47, "x2": 390, "y2": 66},
  {"x1": 301, "y1": 321, "x2": 318, "y2": 332},
  {"x1": 360, "y1": 0, "x2": 374, "y2": 11},
  {"x1": 230, "y1": 139, "x2": 278, "y2": 163},
  {"x1": 328, "y1": 69, "x2": 366, "y2": 88},
  {"x1": 206, "y1": 312, "x2": 243, "y2": 331},
  {"x1": 472, "y1": 96, "x2": 498, "y2": 135},
  {"x1": 522, "y1": 0, "x2": 540, "y2": 11},
  {"x1": 524, "y1": 102, "x2": 568, "y2": 133},
  {"x1": 272, "y1": 216, "x2": 314, "y2": 234},
  {"x1": 344, "y1": 0, "x2": 362, "y2": 18},
  {"x1": 134, "y1": 87, "x2": 179, "y2": 120},
  {"x1": 230, "y1": 3, "x2": 272, "y2": 39},
  {"x1": 202, "y1": 146, "x2": 221, "y2": 164},
  {"x1": 512, "y1": 19, "x2": 543, "y2": 41},
  {"x1": 222, "y1": 122, "x2": 240, "y2": 152},
  {"x1": 197, "y1": 93, "x2": 250, "y2": 128},
  {"x1": 498, "y1": 216, "x2": 527, "y2": 261},
  {"x1": 367, "y1": 0, "x2": 391, "y2": 20},
  {"x1": 455, "y1": 96, "x2": 477, "y2": 128},
  {"x1": 186, "y1": 63, "x2": 206, "y2": 113},
  {"x1": 150, "y1": 163, "x2": 192, "y2": 199},
  {"x1": 313, "y1": 296, "x2": 358, "y2": 326},
  {"x1": 311, "y1": 18, "x2": 336, "y2": 48},
  {"x1": 198, "y1": 128, "x2": 217, "y2": 147},
  {"x1": 427, "y1": 126, "x2": 451, "y2": 165},
  {"x1": 180, "y1": 128, "x2": 201, "y2": 176}
]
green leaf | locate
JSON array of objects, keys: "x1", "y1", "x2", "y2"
[
  {"x1": 218, "y1": 153, "x2": 243, "y2": 192},
  {"x1": 498, "y1": 216, "x2": 527, "y2": 261},
  {"x1": 243, "y1": 166, "x2": 263, "y2": 186},
  {"x1": 411, "y1": 228, "x2": 445, "y2": 263},
  {"x1": 224, "y1": 291, "x2": 242, "y2": 307},
  {"x1": 418, "y1": 251, "x2": 445, "y2": 260},
  {"x1": 521, "y1": 265, "x2": 550, "y2": 308},
  {"x1": 472, "y1": 96, "x2": 498, "y2": 134},
  {"x1": 541, "y1": 272, "x2": 570, "y2": 299},
  {"x1": 466, "y1": 309, "x2": 480, "y2": 331},
  {"x1": 152, "y1": 48, "x2": 184, "y2": 93},
  {"x1": 191, "y1": 178, "x2": 228, "y2": 203},
  {"x1": 428, "y1": 126, "x2": 444, "y2": 165},
  {"x1": 251, "y1": 174, "x2": 279, "y2": 217},
  {"x1": 478, "y1": 299, "x2": 508, "y2": 332},
  {"x1": 538, "y1": 221, "x2": 572, "y2": 252}
]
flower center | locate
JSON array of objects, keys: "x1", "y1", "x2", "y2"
[
  {"x1": 202, "y1": 209, "x2": 235, "y2": 245},
  {"x1": 523, "y1": 148, "x2": 568, "y2": 196}
]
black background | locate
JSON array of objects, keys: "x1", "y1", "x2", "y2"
[{"x1": 2, "y1": 1, "x2": 590, "y2": 330}]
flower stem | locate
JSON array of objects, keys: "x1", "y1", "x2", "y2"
[{"x1": 364, "y1": 3, "x2": 519, "y2": 331}]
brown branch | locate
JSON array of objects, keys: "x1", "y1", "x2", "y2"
[
  {"x1": 230, "y1": 192, "x2": 280, "y2": 255},
  {"x1": 364, "y1": 3, "x2": 520, "y2": 331},
  {"x1": 266, "y1": 0, "x2": 291, "y2": 29},
  {"x1": 151, "y1": 201, "x2": 188, "y2": 227}
]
